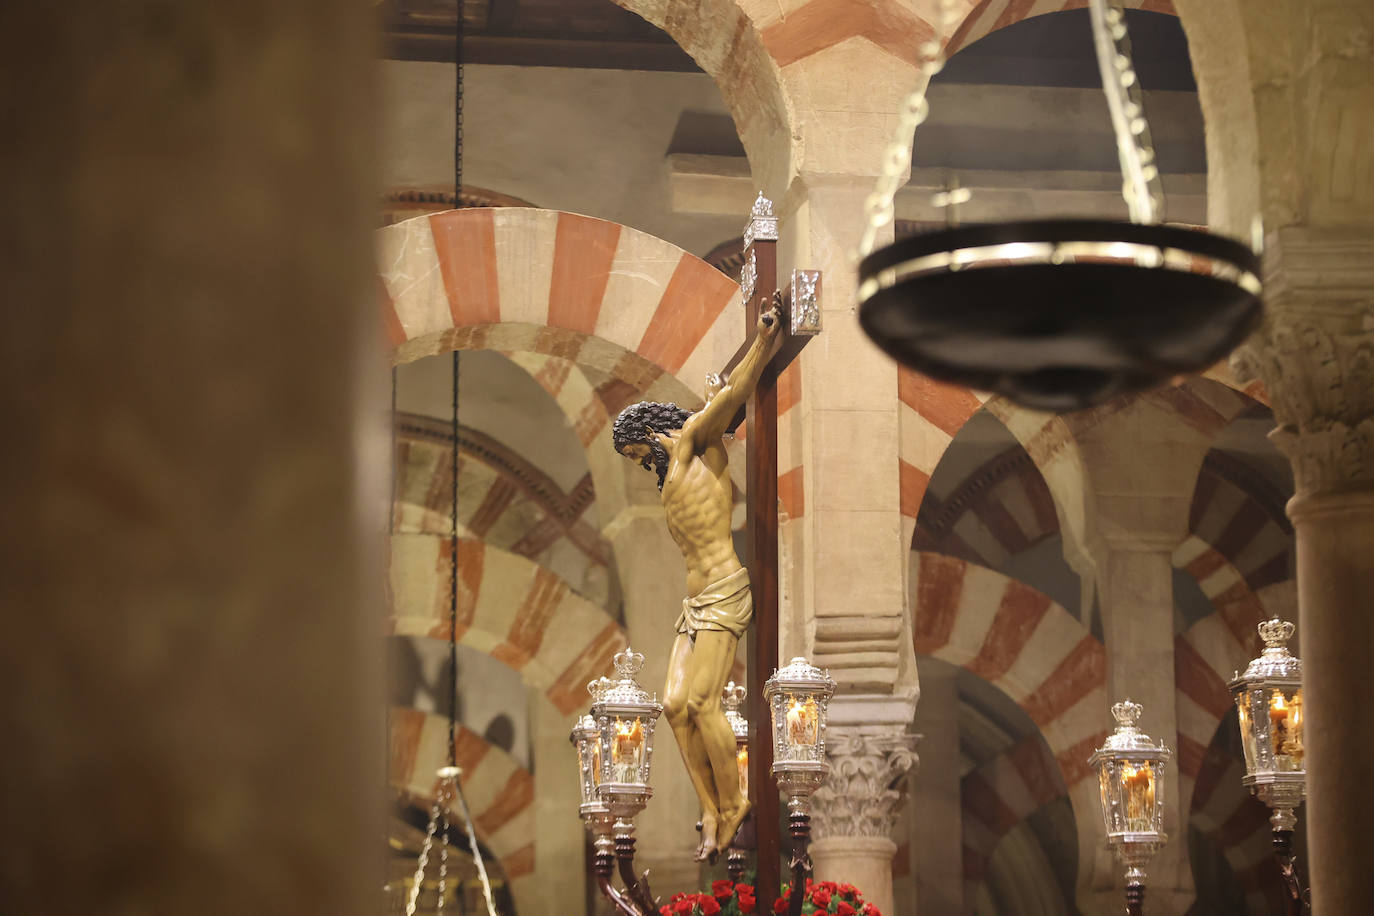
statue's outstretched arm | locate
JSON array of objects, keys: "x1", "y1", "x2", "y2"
[{"x1": 689, "y1": 306, "x2": 781, "y2": 444}]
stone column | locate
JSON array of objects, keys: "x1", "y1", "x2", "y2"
[
  {"x1": 778, "y1": 169, "x2": 920, "y2": 914},
  {"x1": 811, "y1": 728, "x2": 920, "y2": 916},
  {"x1": 1072, "y1": 396, "x2": 1222, "y2": 914},
  {"x1": 909, "y1": 663, "x2": 962, "y2": 914},
  {"x1": 1089, "y1": 538, "x2": 1194, "y2": 914},
  {"x1": 0, "y1": 4, "x2": 382, "y2": 916},
  {"x1": 1231, "y1": 228, "x2": 1374, "y2": 915}
]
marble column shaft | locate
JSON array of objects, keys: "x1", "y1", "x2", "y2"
[
  {"x1": 909, "y1": 663, "x2": 962, "y2": 915},
  {"x1": 0, "y1": 4, "x2": 382, "y2": 915},
  {"x1": 1233, "y1": 228, "x2": 1374, "y2": 913}
]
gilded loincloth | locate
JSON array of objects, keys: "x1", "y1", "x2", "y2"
[{"x1": 675, "y1": 567, "x2": 752, "y2": 640}]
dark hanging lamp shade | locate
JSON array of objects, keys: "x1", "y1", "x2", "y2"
[{"x1": 857, "y1": 218, "x2": 1262, "y2": 412}]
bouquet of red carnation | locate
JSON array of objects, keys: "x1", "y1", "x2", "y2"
[
  {"x1": 659, "y1": 880, "x2": 758, "y2": 916},
  {"x1": 770, "y1": 879, "x2": 881, "y2": 916}
]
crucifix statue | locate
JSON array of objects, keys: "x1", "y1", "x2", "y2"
[{"x1": 612, "y1": 194, "x2": 820, "y2": 892}]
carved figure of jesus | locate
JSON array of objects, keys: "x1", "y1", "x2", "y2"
[{"x1": 612, "y1": 306, "x2": 781, "y2": 861}]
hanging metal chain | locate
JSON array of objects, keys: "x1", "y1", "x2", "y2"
[
  {"x1": 454, "y1": 0, "x2": 464, "y2": 205},
  {"x1": 390, "y1": 367, "x2": 398, "y2": 536},
  {"x1": 449, "y1": 350, "x2": 460, "y2": 769},
  {"x1": 436, "y1": 808, "x2": 450, "y2": 916},
  {"x1": 858, "y1": 0, "x2": 961, "y2": 257},
  {"x1": 405, "y1": 799, "x2": 444, "y2": 916},
  {"x1": 451, "y1": 775, "x2": 500, "y2": 916},
  {"x1": 1088, "y1": 0, "x2": 1163, "y2": 224}
]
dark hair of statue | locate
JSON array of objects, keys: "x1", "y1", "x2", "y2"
[{"x1": 612, "y1": 401, "x2": 692, "y2": 490}]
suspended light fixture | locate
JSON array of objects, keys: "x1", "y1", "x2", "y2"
[{"x1": 856, "y1": 0, "x2": 1262, "y2": 411}]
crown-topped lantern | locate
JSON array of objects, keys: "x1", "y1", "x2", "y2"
[
  {"x1": 722, "y1": 680, "x2": 753, "y2": 884},
  {"x1": 1089, "y1": 699, "x2": 1172, "y2": 915},
  {"x1": 571, "y1": 678, "x2": 615, "y2": 838},
  {"x1": 586, "y1": 649, "x2": 663, "y2": 915},
  {"x1": 1230, "y1": 618, "x2": 1308, "y2": 911},
  {"x1": 591, "y1": 649, "x2": 662, "y2": 818},
  {"x1": 723, "y1": 680, "x2": 750, "y2": 795},
  {"x1": 764, "y1": 657, "x2": 836, "y2": 916}
]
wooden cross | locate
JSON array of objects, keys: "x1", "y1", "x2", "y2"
[{"x1": 720, "y1": 192, "x2": 821, "y2": 904}]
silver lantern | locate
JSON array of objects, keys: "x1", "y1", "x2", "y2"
[
  {"x1": 764, "y1": 657, "x2": 836, "y2": 808},
  {"x1": 1229, "y1": 618, "x2": 1305, "y2": 831},
  {"x1": 590, "y1": 647, "x2": 662, "y2": 825},
  {"x1": 570, "y1": 677, "x2": 614, "y2": 838},
  {"x1": 723, "y1": 680, "x2": 750, "y2": 796},
  {"x1": 1089, "y1": 699, "x2": 1172, "y2": 907}
]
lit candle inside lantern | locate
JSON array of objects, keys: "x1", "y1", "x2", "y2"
[
  {"x1": 612, "y1": 718, "x2": 644, "y2": 783},
  {"x1": 786, "y1": 696, "x2": 819, "y2": 747},
  {"x1": 736, "y1": 746, "x2": 749, "y2": 795},
  {"x1": 1121, "y1": 763, "x2": 1154, "y2": 831},
  {"x1": 591, "y1": 740, "x2": 604, "y2": 786},
  {"x1": 1269, "y1": 691, "x2": 1288, "y2": 758},
  {"x1": 1271, "y1": 690, "x2": 1304, "y2": 768}
]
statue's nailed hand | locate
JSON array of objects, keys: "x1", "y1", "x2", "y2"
[{"x1": 758, "y1": 304, "x2": 782, "y2": 338}]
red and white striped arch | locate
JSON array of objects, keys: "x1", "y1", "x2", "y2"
[
  {"x1": 960, "y1": 734, "x2": 1068, "y2": 896},
  {"x1": 502, "y1": 351, "x2": 614, "y2": 452},
  {"x1": 394, "y1": 424, "x2": 612, "y2": 606},
  {"x1": 1189, "y1": 751, "x2": 1291, "y2": 914},
  {"x1": 1189, "y1": 464, "x2": 1292, "y2": 592},
  {"x1": 898, "y1": 368, "x2": 1092, "y2": 574},
  {"x1": 389, "y1": 534, "x2": 627, "y2": 715},
  {"x1": 1173, "y1": 535, "x2": 1294, "y2": 806},
  {"x1": 911, "y1": 446, "x2": 1061, "y2": 569},
  {"x1": 947, "y1": 0, "x2": 1178, "y2": 56},
  {"x1": 911, "y1": 552, "x2": 1108, "y2": 789},
  {"x1": 898, "y1": 368, "x2": 989, "y2": 542},
  {"x1": 389, "y1": 707, "x2": 536, "y2": 892},
  {"x1": 377, "y1": 209, "x2": 741, "y2": 409},
  {"x1": 377, "y1": 209, "x2": 804, "y2": 526}
]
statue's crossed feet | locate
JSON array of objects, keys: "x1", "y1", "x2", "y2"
[
  {"x1": 694, "y1": 814, "x2": 720, "y2": 864},
  {"x1": 715, "y1": 798, "x2": 751, "y2": 854}
]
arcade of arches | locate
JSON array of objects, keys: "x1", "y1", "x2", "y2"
[{"x1": 5, "y1": 2, "x2": 1373, "y2": 916}]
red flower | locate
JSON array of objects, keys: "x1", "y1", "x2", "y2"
[
  {"x1": 738, "y1": 891, "x2": 757, "y2": 914},
  {"x1": 672, "y1": 899, "x2": 695, "y2": 914},
  {"x1": 700, "y1": 898, "x2": 721, "y2": 915},
  {"x1": 713, "y1": 880, "x2": 735, "y2": 899},
  {"x1": 773, "y1": 893, "x2": 790, "y2": 914},
  {"x1": 836, "y1": 904, "x2": 856, "y2": 916},
  {"x1": 838, "y1": 884, "x2": 857, "y2": 899},
  {"x1": 861, "y1": 905, "x2": 882, "y2": 916},
  {"x1": 811, "y1": 888, "x2": 832, "y2": 908},
  {"x1": 821, "y1": 882, "x2": 839, "y2": 894},
  {"x1": 735, "y1": 885, "x2": 755, "y2": 897}
]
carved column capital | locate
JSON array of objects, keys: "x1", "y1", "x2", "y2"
[
  {"x1": 811, "y1": 731, "x2": 919, "y2": 840},
  {"x1": 1230, "y1": 228, "x2": 1374, "y2": 495}
]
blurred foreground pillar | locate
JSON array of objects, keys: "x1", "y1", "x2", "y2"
[{"x1": 0, "y1": 4, "x2": 384, "y2": 915}]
